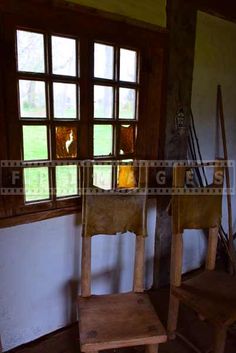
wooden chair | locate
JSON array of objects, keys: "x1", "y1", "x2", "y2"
[
  {"x1": 168, "y1": 161, "x2": 236, "y2": 353},
  {"x1": 77, "y1": 161, "x2": 167, "y2": 353}
]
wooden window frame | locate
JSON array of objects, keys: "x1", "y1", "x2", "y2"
[{"x1": 0, "y1": 0, "x2": 168, "y2": 228}]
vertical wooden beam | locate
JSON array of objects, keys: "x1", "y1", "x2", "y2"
[
  {"x1": 206, "y1": 227, "x2": 218, "y2": 270},
  {"x1": 133, "y1": 236, "x2": 145, "y2": 292},
  {"x1": 165, "y1": 0, "x2": 197, "y2": 161},
  {"x1": 81, "y1": 236, "x2": 91, "y2": 297},
  {"x1": 213, "y1": 326, "x2": 227, "y2": 353},
  {"x1": 145, "y1": 344, "x2": 159, "y2": 353},
  {"x1": 154, "y1": 0, "x2": 198, "y2": 288},
  {"x1": 170, "y1": 233, "x2": 183, "y2": 287},
  {"x1": 168, "y1": 232, "x2": 183, "y2": 338},
  {"x1": 168, "y1": 294, "x2": 180, "y2": 339}
]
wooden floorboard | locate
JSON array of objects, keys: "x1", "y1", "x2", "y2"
[{"x1": 6, "y1": 288, "x2": 236, "y2": 353}]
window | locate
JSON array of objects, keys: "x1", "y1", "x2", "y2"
[
  {"x1": 92, "y1": 43, "x2": 139, "y2": 189},
  {"x1": 0, "y1": 0, "x2": 167, "y2": 226},
  {"x1": 17, "y1": 30, "x2": 80, "y2": 203}
]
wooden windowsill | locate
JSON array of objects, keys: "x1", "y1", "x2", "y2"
[
  {"x1": 0, "y1": 204, "x2": 81, "y2": 229},
  {"x1": 0, "y1": 194, "x2": 161, "y2": 229}
]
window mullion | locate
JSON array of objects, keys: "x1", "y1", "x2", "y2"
[
  {"x1": 45, "y1": 33, "x2": 56, "y2": 204},
  {"x1": 79, "y1": 37, "x2": 91, "y2": 160}
]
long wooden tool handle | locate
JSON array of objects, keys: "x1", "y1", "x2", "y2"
[{"x1": 217, "y1": 85, "x2": 236, "y2": 274}]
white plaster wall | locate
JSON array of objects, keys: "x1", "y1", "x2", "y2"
[
  {"x1": 182, "y1": 230, "x2": 207, "y2": 273},
  {"x1": 0, "y1": 199, "x2": 156, "y2": 351},
  {"x1": 190, "y1": 12, "x2": 236, "y2": 264},
  {"x1": 68, "y1": 0, "x2": 166, "y2": 27}
]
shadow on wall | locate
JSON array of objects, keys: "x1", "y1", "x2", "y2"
[
  {"x1": 67, "y1": 256, "x2": 154, "y2": 322},
  {"x1": 69, "y1": 213, "x2": 155, "y2": 322}
]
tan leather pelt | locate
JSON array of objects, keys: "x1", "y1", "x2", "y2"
[{"x1": 83, "y1": 194, "x2": 147, "y2": 237}]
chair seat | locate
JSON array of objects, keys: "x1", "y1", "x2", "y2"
[
  {"x1": 172, "y1": 270, "x2": 236, "y2": 327},
  {"x1": 78, "y1": 292, "x2": 167, "y2": 352}
]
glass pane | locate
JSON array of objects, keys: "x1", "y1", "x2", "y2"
[
  {"x1": 120, "y1": 48, "x2": 137, "y2": 82},
  {"x1": 19, "y1": 80, "x2": 46, "y2": 118},
  {"x1": 119, "y1": 88, "x2": 136, "y2": 119},
  {"x1": 119, "y1": 125, "x2": 135, "y2": 155},
  {"x1": 52, "y1": 36, "x2": 76, "y2": 76},
  {"x1": 117, "y1": 163, "x2": 137, "y2": 188},
  {"x1": 17, "y1": 30, "x2": 45, "y2": 73},
  {"x1": 23, "y1": 125, "x2": 48, "y2": 161},
  {"x1": 94, "y1": 85, "x2": 113, "y2": 119},
  {"x1": 56, "y1": 165, "x2": 78, "y2": 197},
  {"x1": 53, "y1": 82, "x2": 77, "y2": 119},
  {"x1": 94, "y1": 125, "x2": 113, "y2": 156},
  {"x1": 24, "y1": 167, "x2": 50, "y2": 202},
  {"x1": 93, "y1": 165, "x2": 112, "y2": 190},
  {"x1": 94, "y1": 43, "x2": 114, "y2": 79},
  {"x1": 55, "y1": 126, "x2": 77, "y2": 159}
]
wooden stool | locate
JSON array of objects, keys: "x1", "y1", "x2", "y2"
[
  {"x1": 78, "y1": 161, "x2": 167, "y2": 353},
  {"x1": 167, "y1": 161, "x2": 236, "y2": 353}
]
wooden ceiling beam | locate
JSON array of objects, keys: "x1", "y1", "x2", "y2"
[{"x1": 193, "y1": 0, "x2": 236, "y2": 23}]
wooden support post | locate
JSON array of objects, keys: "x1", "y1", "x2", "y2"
[
  {"x1": 168, "y1": 232, "x2": 183, "y2": 339},
  {"x1": 168, "y1": 294, "x2": 180, "y2": 340},
  {"x1": 170, "y1": 233, "x2": 183, "y2": 287},
  {"x1": 134, "y1": 236, "x2": 145, "y2": 292},
  {"x1": 206, "y1": 227, "x2": 218, "y2": 270},
  {"x1": 213, "y1": 326, "x2": 227, "y2": 353},
  {"x1": 81, "y1": 236, "x2": 91, "y2": 297},
  {"x1": 145, "y1": 344, "x2": 159, "y2": 353}
]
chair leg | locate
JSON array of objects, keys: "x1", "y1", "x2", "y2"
[
  {"x1": 167, "y1": 293, "x2": 180, "y2": 340},
  {"x1": 213, "y1": 326, "x2": 227, "y2": 353},
  {"x1": 145, "y1": 344, "x2": 159, "y2": 353}
]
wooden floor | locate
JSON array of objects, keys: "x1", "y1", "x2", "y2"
[{"x1": 7, "y1": 287, "x2": 236, "y2": 353}]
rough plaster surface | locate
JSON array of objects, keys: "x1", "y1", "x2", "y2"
[
  {"x1": 0, "y1": 200, "x2": 156, "y2": 351},
  {"x1": 68, "y1": 0, "x2": 166, "y2": 27},
  {"x1": 0, "y1": 214, "x2": 81, "y2": 351},
  {"x1": 191, "y1": 12, "x2": 236, "y2": 242}
]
